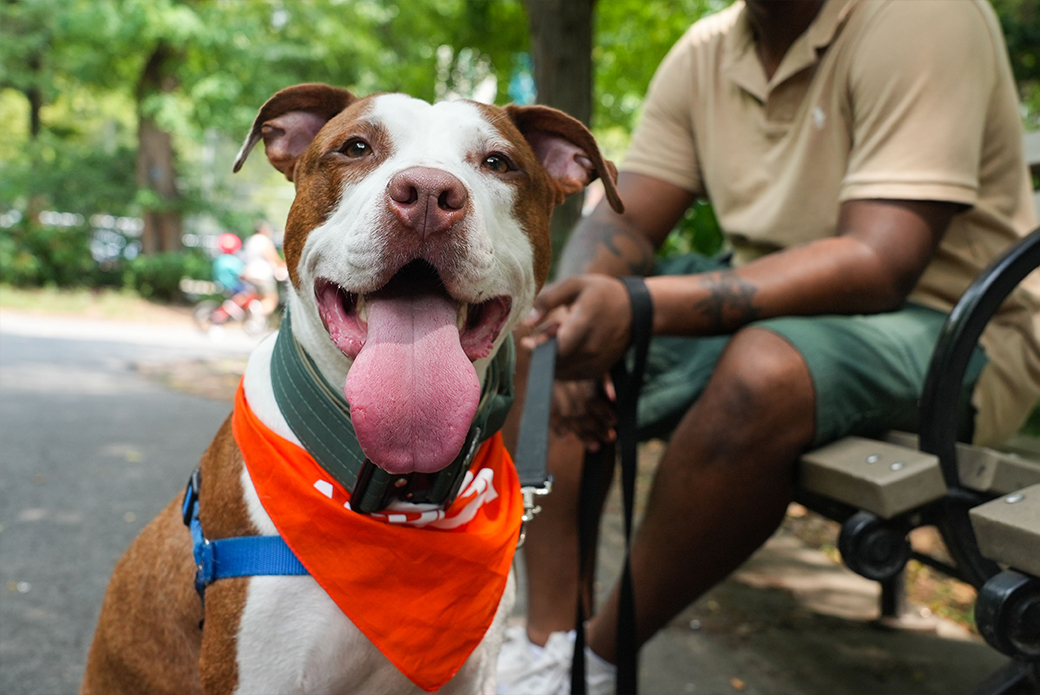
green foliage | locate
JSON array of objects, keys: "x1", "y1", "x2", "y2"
[
  {"x1": 0, "y1": 0, "x2": 532, "y2": 259},
  {"x1": 1, "y1": 0, "x2": 1035, "y2": 291},
  {"x1": 0, "y1": 0, "x2": 74, "y2": 103},
  {"x1": 594, "y1": 0, "x2": 727, "y2": 132},
  {"x1": 121, "y1": 249, "x2": 210, "y2": 301},
  {"x1": 2, "y1": 139, "x2": 139, "y2": 218},
  {"x1": 594, "y1": 1, "x2": 727, "y2": 258},
  {"x1": 0, "y1": 214, "x2": 208, "y2": 301},
  {"x1": 992, "y1": 0, "x2": 1040, "y2": 127},
  {"x1": 0, "y1": 218, "x2": 115, "y2": 288},
  {"x1": 1022, "y1": 404, "x2": 1040, "y2": 437},
  {"x1": 658, "y1": 199, "x2": 724, "y2": 259}
]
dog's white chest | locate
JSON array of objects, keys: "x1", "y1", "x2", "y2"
[
  {"x1": 233, "y1": 343, "x2": 513, "y2": 694},
  {"x1": 233, "y1": 569, "x2": 515, "y2": 694}
]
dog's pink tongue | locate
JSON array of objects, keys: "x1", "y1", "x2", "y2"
[{"x1": 344, "y1": 294, "x2": 479, "y2": 475}]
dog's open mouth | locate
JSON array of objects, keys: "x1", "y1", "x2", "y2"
[
  {"x1": 314, "y1": 260, "x2": 512, "y2": 475},
  {"x1": 315, "y1": 260, "x2": 511, "y2": 363}
]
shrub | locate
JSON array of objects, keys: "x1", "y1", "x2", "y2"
[
  {"x1": 122, "y1": 250, "x2": 211, "y2": 302},
  {"x1": 0, "y1": 218, "x2": 117, "y2": 288}
]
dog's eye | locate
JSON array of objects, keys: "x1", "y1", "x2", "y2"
[
  {"x1": 483, "y1": 153, "x2": 513, "y2": 174},
  {"x1": 341, "y1": 139, "x2": 372, "y2": 158}
]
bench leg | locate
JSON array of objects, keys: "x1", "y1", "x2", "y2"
[{"x1": 880, "y1": 569, "x2": 907, "y2": 619}]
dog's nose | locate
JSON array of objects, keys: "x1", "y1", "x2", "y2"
[{"x1": 387, "y1": 167, "x2": 469, "y2": 237}]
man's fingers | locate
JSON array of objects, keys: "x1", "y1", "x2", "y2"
[
  {"x1": 530, "y1": 277, "x2": 585, "y2": 318},
  {"x1": 519, "y1": 322, "x2": 559, "y2": 351},
  {"x1": 523, "y1": 274, "x2": 632, "y2": 381},
  {"x1": 549, "y1": 379, "x2": 617, "y2": 449},
  {"x1": 553, "y1": 310, "x2": 593, "y2": 366},
  {"x1": 524, "y1": 280, "x2": 590, "y2": 359}
]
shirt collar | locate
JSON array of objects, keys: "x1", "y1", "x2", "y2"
[{"x1": 723, "y1": 0, "x2": 857, "y2": 102}]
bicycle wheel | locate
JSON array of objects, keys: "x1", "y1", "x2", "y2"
[
  {"x1": 192, "y1": 300, "x2": 221, "y2": 332},
  {"x1": 244, "y1": 308, "x2": 270, "y2": 337}
]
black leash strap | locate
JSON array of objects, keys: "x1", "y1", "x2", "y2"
[
  {"x1": 572, "y1": 276, "x2": 653, "y2": 695},
  {"x1": 513, "y1": 338, "x2": 557, "y2": 546},
  {"x1": 514, "y1": 339, "x2": 557, "y2": 488},
  {"x1": 572, "y1": 443, "x2": 602, "y2": 693}
]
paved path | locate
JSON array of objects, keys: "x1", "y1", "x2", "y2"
[
  {"x1": 0, "y1": 312, "x2": 1017, "y2": 694},
  {"x1": 0, "y1": 313, "x2": 260, "y2": 694}
]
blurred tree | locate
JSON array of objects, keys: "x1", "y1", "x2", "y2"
[
  {"x1": 523, "y1": 0, "x2": 725, "y2": 263},
  {"x1": 594, "y1": 1, "x2": 729, "y2": 133},
  {"x1": 2, "y1": 0, "x2": 1035, "y2": 278},
  {"x1": 523, "y1": 0, "x2": 596, "y2": 259},
  {"x1": 0, "y1": 0, "x2": 48, "y2": 139},
  {"x1": 992, "y1": 0, "x2": 1040, "y2": 128},
  {"x1": 0, "y1": 0, "x2": 530, "y2": 257},
  {"x1": 136, "y1": 39, "x2": 183, "y2": 253}
]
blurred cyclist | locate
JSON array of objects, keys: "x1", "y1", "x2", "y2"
[{"x1": 241, "y1": 221, "x2": 287, "y2": 317}]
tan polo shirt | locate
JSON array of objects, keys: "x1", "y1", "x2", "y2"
[{"x1": 623, "y1": 0, "x2": 1040, "y2": 445}]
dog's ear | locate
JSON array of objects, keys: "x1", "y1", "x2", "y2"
[
  {"x1": 504, "y1": 105, "x2": 624, "y2": 214},
  {"x1": 234, "y1": 83, "x2": 357, "y2": 182}
]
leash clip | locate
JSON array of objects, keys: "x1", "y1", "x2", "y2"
[{"x1": 517, "y1": 476, "x2": 553, "y2": 548}]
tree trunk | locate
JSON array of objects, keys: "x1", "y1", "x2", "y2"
[
  {"x1": 26, "y1": 84, "x2": 42, "y2": 139},
  {"x1": 26, "y1": 52, "x2": 42, "y2": 139},
  {"x1": 136, "y1": 42, "x2": 182, "y2": 254},
  {"x1": 523, "y1": 0, "x2": 597, "y2": 274}
]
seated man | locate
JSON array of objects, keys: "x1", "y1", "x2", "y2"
[{"x1": 498, "y1": 1, "x2": 1040, "y2": 693}]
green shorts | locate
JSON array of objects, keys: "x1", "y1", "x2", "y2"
[{"x1": 636, "y1": 254, "x2": 988, "y2": 447}]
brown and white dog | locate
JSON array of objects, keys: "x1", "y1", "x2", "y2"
[{"x1": 81, "y1": 83, "x2": 621, "y2": 695}]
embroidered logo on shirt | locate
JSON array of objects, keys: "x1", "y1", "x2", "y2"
[{"x1": 812, "y1": 106, "x2": 826, "y2": 129}]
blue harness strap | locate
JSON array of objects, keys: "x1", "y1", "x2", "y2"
[{"x1": 182, "y1": 469, "x2": 309, "y2": 602}]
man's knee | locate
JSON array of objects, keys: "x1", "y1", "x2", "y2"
[{"x1": 690, "y1": 327, "x2": 816, "y2": 450}]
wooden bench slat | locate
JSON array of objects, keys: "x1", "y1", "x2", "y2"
[
  {"x1": 969, "y1": 483, "x2": 1040, "y2": 577},
  {"x1": 799, "y1": 437, "x2": 946, "y2": 519},
  {"x1": 883, "y1": 431, "x2": 1040, "y2": 495},
  {"x1": 958, "y1": 444, "x2": 1040, "y2": 495}
]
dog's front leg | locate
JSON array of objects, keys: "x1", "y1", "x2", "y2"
[
  {"x1": 80, "y1": 500, "x2": 205, "y2": 695},
  {"x1": 198, "y1": 577, "x2": 251, "y2": 695}
]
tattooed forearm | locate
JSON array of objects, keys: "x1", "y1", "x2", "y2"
[
  {"x1": 557, "y1": 222, "x2": 656, "y2": 279},
  {"x1": 693, "y1": 272, "x2": 761, "y2": 332},
  {"x1": 603, "y1": 229, "x2": 657, "y2": 275}
]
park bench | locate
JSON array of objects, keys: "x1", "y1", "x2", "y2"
[{"x1": 795, "y1": 130, "x2": 1040, "y2": 694}]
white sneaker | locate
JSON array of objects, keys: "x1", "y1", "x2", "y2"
[{"x1": 496, "y1": 626, "x2": 616, "y2": 695}]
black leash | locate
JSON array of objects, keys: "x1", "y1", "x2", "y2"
[
  {"x1": 572, "y1": 276, "x2": 653, "y2": 695},
  {"x1": 512, "y1": 338, "x2": 557, "y2": 546}
]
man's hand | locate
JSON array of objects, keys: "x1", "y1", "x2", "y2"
[
  {"x1": 551, "y1": 378, "x2": 618, "y2": 450},
  {"x1": 523, "y1": 274, "x2": 634, "y2": 381}
]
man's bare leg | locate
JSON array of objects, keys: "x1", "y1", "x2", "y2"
[{"x1": 584, "y1": 328, "x2": 816, "y2": 660}]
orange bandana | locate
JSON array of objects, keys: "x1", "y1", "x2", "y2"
[{"x1": 231, "y1": 383, "x2": 522, "y2": 691}]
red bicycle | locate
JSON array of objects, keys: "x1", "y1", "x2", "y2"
[{"x1": 192, "y1": 287, "x2": 271, "y2": 337}]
